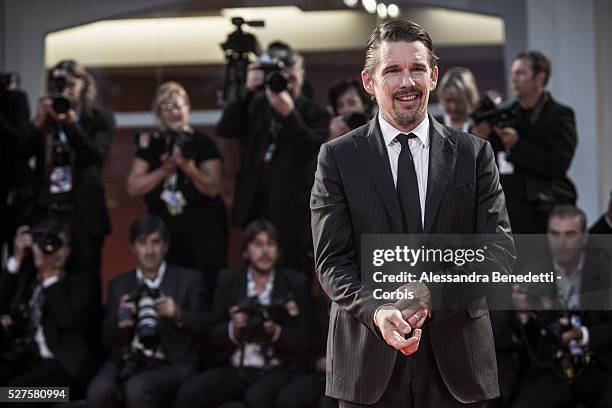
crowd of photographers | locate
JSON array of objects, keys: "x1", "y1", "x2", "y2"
[{"x1": 1, "y1": 38, "x2": 612, "y2": 408}]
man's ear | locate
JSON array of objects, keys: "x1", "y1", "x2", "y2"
[
  {"x1": 361, "y1": 69, "x2": 375, "y2": 97},
  {"x1": 536, "y1": 71, "x2": 547, "y2": 88},
  {"x1": 430, "y1": 65, "x2": 439, "y2": 91}
]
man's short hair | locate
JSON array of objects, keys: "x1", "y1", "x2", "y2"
[
  {"x1": 328, "y1": 78, "x2": 374, "y2": 115},
  {"x1": 364, "y1": 19, "x2": 438, "y2": 75},
  {"x1": 129, "y1": 215, "x2": 170, "y2": 244},
  {"x1": 548, "y1": 204, "x2": 587, "y2": 231},
  {"x1": 241, "y1": 219, "x2": 280, "y2": 252},
  {"x1": 514, "y1": 50, "x2": 552, "y2": 86}
]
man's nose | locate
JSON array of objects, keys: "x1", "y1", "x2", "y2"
[{"x1": 399, "y1": 70, "x2": 416, "y2": 87}]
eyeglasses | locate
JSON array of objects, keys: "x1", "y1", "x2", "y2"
[{"x1": 159, "y1": 101, "x2": 187, "y2": 112}]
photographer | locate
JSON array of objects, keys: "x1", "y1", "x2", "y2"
[
  {"x1": 472, "y1": 51, "x2": 577, "y2": 234},
  {"x1": 216, "y1": 41, "x2": 330, "y2": 270},
  {"x1": 327, "y1": 77, "x2": 374, "y2": 140},
  {"x1": 0, "y1": 220, "x2": 96, "y2": 398},
  {"x1": 511, "y1": 205, "x2": 612, "y2": 407},
  {"x1": 87, "y1": 215, "x2": 208, "y2": 408},
  {"x1": 0, "y1": 72, "x2": 30, "y2": 257},
  {"x1": 16, "y1": 59, "x2": 115, "y2": 300},
  {"x1": 174, "y1": 219, "x2": 312, "y2": 408},
  {"x1": 127, "y1": 81, "x2": 227, "y2": 304}
]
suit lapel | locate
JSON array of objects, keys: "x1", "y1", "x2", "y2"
[
  {"x1": 424, "y1": 117, "x2": 457, "y2": 233},
  {"x1": 353, "y1": 119, "x2": 403, "y2": 233}
]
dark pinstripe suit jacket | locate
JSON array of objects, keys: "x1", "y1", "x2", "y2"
[{"x1": 310, "y1": 115, "x2": 514, "y2": 405}]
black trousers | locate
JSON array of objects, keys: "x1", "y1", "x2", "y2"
[
  {"x1": 174, "y1": 366, "x2": 294, "y2": 408},
  {"x1": 276, "y1": 373, "x2": 337, "y2": 408},
  {"x1": 510, "y1": 364, "x2": 612, "y2": 408},
  {"x1": 339, "y1": 331, "x2": 488, "y2": 408},
  {"x1": 87, "y1": 361, "x2": 188, "y2": 408}
]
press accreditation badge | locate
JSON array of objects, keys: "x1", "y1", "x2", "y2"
[
  {"x1": 496, "y1": 151, "x2": 515, "y2": 175},
  {"x1": 160, "y1": 189, "x2": 186, "y2": 216},
  {"x1": 49, "y1": 166, "x2": 73, "y2": 194}
]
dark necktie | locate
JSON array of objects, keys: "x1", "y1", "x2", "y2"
[{"x1": 396, "y1": 133, "x2": 423, "y2": 234}]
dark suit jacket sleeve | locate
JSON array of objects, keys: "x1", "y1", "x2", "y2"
[
  {"x1": 0, "y1": 90, "x2": 31, "y2": 145},
  {"x1": 65, "y1": 109, "x2": 115, "y2": 166},
  {"x1": 208, "y1": 270, "x2": 235, "y2": 349},
  {"x1": 508, "y1": 105, "x2": 576, "y2": 179},
  {"x1": 176, "y1": 271, "x2": 209, "y2": 335},
  {"x1": 588, "y1": 312, "x2": 612, "y2": 350},
  {"x1": 102, "y1": 277, "x2": 133, "y2": 352},
  {"x1": 216, "y1": 91, "x2": 256, "y2": 142},
  {"x1": 272, "y1": 273, "x2": 313, "y2": 354},
  {"x1": 311, "y1": 143, "x2": 382, "y2": 334},
  {"x1": 279, "y1": 101, "x2": 330, "y2": 164},
  {"x1": 42, "y1": 272, "x2": 96, "y2": 330},
  {"x1": 589, "y1": 215, "x2": 612, "y2": 234}
]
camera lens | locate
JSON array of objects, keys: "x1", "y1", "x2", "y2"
[
  {"x1": 266, "y1": 71, "x2": 287, "y2": 93},
  {"x1": 52, "y1": 95, "x2": 71, "y2": 114}
]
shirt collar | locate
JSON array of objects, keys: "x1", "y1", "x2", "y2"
[
  {"x1": 378, "y1": 113, "x2": 430, "y2": 148},
  {"x1": 136, "y1": 261, "x2": 167, "y2": 289},
  {"x1": 553, "y1": 253, "x2": 585, "y2": 278}
]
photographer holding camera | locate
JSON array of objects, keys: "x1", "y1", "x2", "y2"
[
  {"x1": 0, "y1": 220, "x2": 96, "y2": 398},
  {"x1": 87, "y1": 215, "x2": 208, "y2": 408},
  {"x1": 216, "y1": 41, "x2": 330, "y2": 270},
  {"x1": 16, "y1": 59, "x2": 115, "y2": 304},
  {"x1": 127, "y1": 81, "x2": 227, "y2": 304},
  {"x1": 174, "y1": 219, "x2": 312, "y2": 408},
  {"x1": 511, "y1": 205, "x2": 612, "y2": 408},
  {"x1": 472, "y1": 51, "x2": 577, "y2": 234},
  {"x1": 327, "y1": 78, "x2": 374, "y2": 141}
]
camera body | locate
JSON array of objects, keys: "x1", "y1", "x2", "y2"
[
  {"x1": 235, "y1": 295, "x2": 294, "y2": 343},
  {"x1": 138, "y1": 129, "x2": 196, "y2": 160},
  {"x1": 119, "y1": 285, "x2": 161, "y2": 350},
  {"x1": 344, "y1": 112, "x2": 369, "y2": 131},
  {"x1": 470, "y1": 95, "x2": 520, "y2": 129},
  {"x1": 257, "y1": 52, "x2": 288, "y2": 94},
  {"x1": 49, "y1": 71, "x2": 73, "y2": 114},
  {"x1": 29, "y1": 227, "x2": 63, "y2": 255}
]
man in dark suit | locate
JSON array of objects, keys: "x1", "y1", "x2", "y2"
[
  {"x1": 511, "y1": 205, "x2": 612, "y2": 407},
  {"x1": 589, "y1": 193, "x2": 612, "y2": 234},
  {"x1": 174, "y1": 219, "x2": 312, "y2": 408},
  {"x1": 473, "y1": 51, "x2": 577, "y2": 234},
  {"x1": 216, "y1": 41, "x2": 330, "y2": 270},
  {"x1": 0, "y1": 219, "x2": 96, "y2": 399},
  {"x1": 87, "y1": 215, "x2": 208, "y2": 408},
  {"x1": 311, "y1": 20, "x2": 514, "y2": 407}
]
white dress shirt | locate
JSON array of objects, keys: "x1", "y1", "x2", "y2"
[{"x1": 378, "y1": 114, "x2": 430, "y2": 227}]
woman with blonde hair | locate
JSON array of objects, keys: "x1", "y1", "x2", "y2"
[
  {"x1": 436, "y1": 66, "x2": 480, "y2": 132},
  {"x1": 127, "y1": 81, "x2": 227, "y2": 303}
]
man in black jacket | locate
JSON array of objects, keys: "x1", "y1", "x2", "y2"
[
  {"x1": 86, "y1": 215, "x2": 208, "y2": 408},
  {"x1": 474, "y1": 51, "x2": 577, "y2": 234},
  {"x1": 174, "y1": 219, "x2": 312, "y2": 408},
  {"x1": 511, "y1": 205, "x2": 612, "y2": 407},
  {"x1": 0, "y1": 219, "x2": 96, "y2": 399},
  {"x1": 216, "y1": 42, "x2": 330, "y2": 270}
]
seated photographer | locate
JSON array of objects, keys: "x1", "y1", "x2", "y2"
[
  {"x1": 174, "y1": 219, "x2": 312, "y2": 408},
  {"x1": 16, "y1": 59, "x2": 115, "y2": 303},
  {"x1": 327, "y1": 77, "x2": 374, "y2": 140},
  {"x1": 127, "y1": 81, "x2": 227, "y2": 304},
  {"x1": 511, "y1": 205, "x2": 612, "y2": 408},
  {"x1": 0, "y1": 220, "x2": 96, "y2": 399},
  {"x1": 87, "y1": 215, "x2": 208, "y2": 408},
  {"x1": 216, "y1": 41, "x2": 330, "y2": 271}
]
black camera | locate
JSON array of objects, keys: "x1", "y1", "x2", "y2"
[
  {"x1": 235, "y1": 295, "x2": 297, "y2": 343},
  {"x1": 50, "y1": 70, "x2": 73, "y2": 114},
  {"x1": 155, "y1": 129, "x2": 196, "y2": 160},
  {"x1": 344, "y1": 112, "x2": 369, "y2": 130},
  {"x1": 257, "y1": 52, "x2": 289, "y2": 94},
  {"x1": 470, "y1": 95, "x2": 520, "y2": 129},
  {"x1": 29, "y1": 227, "x2": 63, "y2": 255}
]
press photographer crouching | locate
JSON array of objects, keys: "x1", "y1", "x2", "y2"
[
  {"x1": 174, "y1": 219, "x2": 312, "y2": 408},
  {"x1": 216, "y1": 41, "x2": 330, "y2": 271},
  {"x1": 0, "y1": 220, "x2": 96, "y2": 400},
  {"x1": 511, "y1": 205, "x2": 612, "y2": 408},
  {"x1": 127, "y1": 81, "x2": 228, "y2": 304},
  {"x1": 327, "y1": 78, "x2": 374, "y2": 140},
  {"x1": 87, "y1": 215, "x2": 208, "y2": 408}
]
